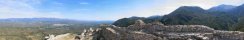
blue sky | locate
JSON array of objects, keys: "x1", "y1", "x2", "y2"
[{"x1": 0, "y1": 0, "x2": 244, "y2": 21}]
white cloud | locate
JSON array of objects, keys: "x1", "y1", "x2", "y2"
[
  {"x1": 0, "y1": 0, "x2": 63, "y2": 18},
  {"x1": 80, "y1": 2, "x2": 89, "y2": 5},
  {"x1": 0, "y1": 0, "x2": 243, "y2": 20}
]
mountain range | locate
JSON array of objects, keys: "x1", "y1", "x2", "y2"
[
  {"x1": 113, "y1": 4, "x2": 244, "y2": 31},
  {"x1": 0, "y1": 18, "x2": 113, "y2": 27},
  {"x1": 208, "y1": 4, "x2": 236, "y2": 12}
]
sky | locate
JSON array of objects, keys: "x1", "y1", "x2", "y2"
[{"x1": 0, "y1": 0, "x2": 244, "y2": 21}]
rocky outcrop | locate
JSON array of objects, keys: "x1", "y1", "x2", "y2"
[
  {"x1": 47, "y1": 20, "x2": 244, "y2": 40},
  {"x1": 45, "y1": 33, "x2": 76, "y2": 40}
]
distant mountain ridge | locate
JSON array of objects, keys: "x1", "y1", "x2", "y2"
[
  {"x1": 0, "y1": 18, "x2": 113, "y2": 27},
  {"x1": 208, "y1": 4, "x2": 236, "y2": 12},
  {"x1": 172, "y1": 6, "x2": 205, "y2": 13},
  {"x1": 113, "y1": 3, "x2": 244, "y2": 31},
  {"x1": 228, "y1": 4, "x2": 244, "y2": 17}
]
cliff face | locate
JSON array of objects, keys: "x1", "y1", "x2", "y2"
[{"x1": 47, "y1": 20, "x2": 244, "y2": 40}]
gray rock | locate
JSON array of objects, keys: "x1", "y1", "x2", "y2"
[{"x1": 55, "y1": 20, "x2": 244, "y2": 40}]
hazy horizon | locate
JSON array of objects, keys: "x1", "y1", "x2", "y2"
[{"x1": 0, "y1": 0, "x2": 244, "y2": 20}]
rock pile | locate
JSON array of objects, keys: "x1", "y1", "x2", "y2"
[
  {"x1": 47, "y1": 20, "x2": 244, "y2": 40},
  {"x1": 45, "y1": 33, "x2": 76, "y2": 40}
]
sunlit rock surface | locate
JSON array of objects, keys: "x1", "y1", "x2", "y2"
[
  {"x1": 45, "y1": 33, "x2": 76, "y2": 40},
  {"x1": 46, "y1": 20, "x2": 244, "y2": 40}
]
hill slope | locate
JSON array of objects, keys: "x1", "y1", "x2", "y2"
[{"x1": 113, "y1": 4, "x2": 244, "y2": 31}]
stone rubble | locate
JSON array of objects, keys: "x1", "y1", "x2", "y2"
[
  {"x1": 46, "y1": 20, "x2": 244, "y2": 40},
  {"x1": 45, "y1": 33, "x2": 76, "y2": 40}
]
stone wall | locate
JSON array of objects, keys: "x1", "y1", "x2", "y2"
[{"x1": 46, "y1": 20, "x2": 244, "y2": 40}]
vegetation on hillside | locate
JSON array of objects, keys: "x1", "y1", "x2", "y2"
[
  {"x1": 113, "y1": 4, "x2": 244, "y2": 32},
  {"x1": 0, "y1": 18, "x2": 112, "y2": 40}
]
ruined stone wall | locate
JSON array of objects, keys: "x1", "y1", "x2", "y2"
[{"x1": 46, "y1": 20, "x2": 244, "y2": 40}]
